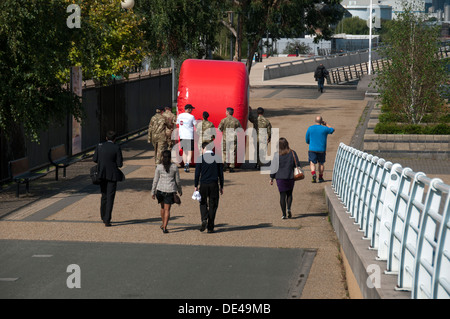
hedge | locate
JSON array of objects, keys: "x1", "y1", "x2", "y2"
[{"x1": 374, "y1": 123, "x2": 450, "y2": 135}]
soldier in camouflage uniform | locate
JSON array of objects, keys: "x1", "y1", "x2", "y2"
[
  {"x1": 249, "y1": 106, "x2": 272, "y2": 169},
  {"x1": 162, "y1": 105, "x2": 176, "y2": 150},
  {"x1": 197, "y1": 111, "x2": 216, "y2": 144},
  {"x1": 195, "y1": 111, "x2": 216, "y2": 159},
  {"x1": 148, "y1": 106, "x2": 169, "y2": 164},
  {"x1": 218, "y1": 107, "x2": 242, "y2": 172}
]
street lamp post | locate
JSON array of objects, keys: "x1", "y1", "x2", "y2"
[
  {"x1": 121, "y1": 0, "x2": 135, "y2": 10},
  {"x1": 368, "y1": 0, "x2": 373, "y2": 75}
]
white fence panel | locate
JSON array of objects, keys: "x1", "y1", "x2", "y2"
[
  {"x1": 432, "y1": 194, "x2": 450, "y2": 298},
  {"x1": 369, "y1": 160, "x2": 392, "y2": 250},
  {"x1": 331, "y1": 143, "x2": 450, "y2": 299},
  {"x1": 413, "y1": 178, "x2": 445, "y2": 299},
  {"x1": 397, "y1": 171, "x2": 427, "y2": 291},
  {"x1": 377, "y1": 163, "x2": 403, "y2": 261},
  {"x1": 386, "y1": 167, "x2": 414, "y2": 273}
]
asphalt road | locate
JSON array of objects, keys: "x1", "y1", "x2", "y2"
[{"x1": 0, "y1": 240, "x2": 316, "y2": 299}]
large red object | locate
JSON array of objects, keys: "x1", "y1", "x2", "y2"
[{"x1": 176, "y1": 59, "x2": 249, "y2": 165}]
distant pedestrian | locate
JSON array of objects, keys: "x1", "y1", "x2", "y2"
[
  {"x1": 194, "y1": 142, "x2": 224, "y2": 233},
  {"x1": 93, "y1": 130, "x2": 124, "y2": 227},
  {"x1": 269, "y1": 138, "x2": 300, "y2": 219},
  {"x1": 248, "y1": 106, "x2": 272, "y2": 169},
  {"x1": 218, "y1": 107, "x2": 242, "y2": 172},
  {"x1": 151, "y1": 150, "x2": 182, "y2": 233},
  {"x1": 305, "y1": 116, "x2": 335, "y2": 183},
  {"x1": 314, "y1": 63, "x2": 329, "y2": 93},
  {"x1": 176, "y1": 104, "x2": 197, "y2": 172},
  {"x1": 148, "y1": 106, "x2": 169, "y2": 164}
]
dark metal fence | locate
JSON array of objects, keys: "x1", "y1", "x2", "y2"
[
  {"x1": 0, "y1": 71, "x2": 172, "y2": 183},
  {"x1": 327, "y1": 59, "x2": 390, "y2": 85}
]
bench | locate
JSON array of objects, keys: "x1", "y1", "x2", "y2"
[
  {"x1": 8, "y1": 157, "x2": 47, "y2": 197},
  {"x1": 48, "y1": 144, "x2": 79, "y2": 181}
]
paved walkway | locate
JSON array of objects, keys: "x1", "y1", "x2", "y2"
[{"x1": 0, "y1": 56, "x2": 447, "y2": 299}]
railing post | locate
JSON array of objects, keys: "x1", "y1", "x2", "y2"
[
  {"x1": 432, "y1": 192, "x2": 450, "y2": 298},
  {"x1": 412, "y1": 178, "x2": 444, "y2": 299},
  {"x1": 396, "y1": 171, "x2": 427, "y2": 291},
  {"x1": 370, "y1": 159, "x2": 391, "y2": 250},
  {"x1": 386, "y1": 167, "x2": 414, "y2": 274},
  {"x1": 377, "y1": 163, "x2": 402, "y2": 261},
  {"x1": 362, "y1": 155, "x2": 380, "y2": 239}
]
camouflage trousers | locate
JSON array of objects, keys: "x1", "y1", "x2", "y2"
[
  {"x1": 222, "y1": 139, "x2": 237, "y2": 169},
  {"x1": 153, "y1": 141, "x2": 168, "y2": 164},
  {"x1": 256, "y1": 138, "x2": 268, "y2": 166}
]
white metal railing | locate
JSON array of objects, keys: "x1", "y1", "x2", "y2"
[{"x1": 332, "y1": 143, "x2": 450, "y2": 299}]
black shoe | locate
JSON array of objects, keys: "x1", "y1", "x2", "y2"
[
  {"x1": 207, "y1": 229, "x2": 215, "y2": 233},
  {"x1": 200, "y1": 220, "x2": 207, "y2": 232},
  {"x1": 104, "y1": 222, "x2": 111, "y2": 227},
  {"x1": 287, "y1": 210, "x2": 292, "y2": 218},
  {"x1": 229, "y1": 168, "x2": 234, "y2": 173},
  {"x1": 318, "y1": 177, "x2": 325, "y2": 183},
  {"x1": 312, "y1": 174, "x2": 317, "y2": 183}
]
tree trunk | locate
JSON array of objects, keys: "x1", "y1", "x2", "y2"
[
  {"x1": 246, "y1": 36, "x2": 261, "y2": 76},
  {"x1": 234, "y1": 12, "x2": 243, "y2": 61}
]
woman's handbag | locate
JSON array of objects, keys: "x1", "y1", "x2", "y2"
[
  {"x1": 292, "y1": 151, "x2": 304, "y2": 181},
  {"x1": 173, "y1": 193, "x2": 181, "y2": 205}
]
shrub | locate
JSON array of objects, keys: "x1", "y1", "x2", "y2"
[{"x1": 374, "y1": 122, "x2": 450, "y2": 134}]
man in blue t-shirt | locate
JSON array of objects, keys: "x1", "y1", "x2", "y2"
[{"x1": 305, "y1": 116, "x2": 335, "y2": 183}]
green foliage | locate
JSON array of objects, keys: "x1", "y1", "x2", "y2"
[
  {"x1": 335, "y1": 17, "x2": 369, "y2": 35},
  {"x1": 66, "y1": 0, "x2": 146, "y2": 84},
  {"x1": 373, "y1": 0, "x2": 448, "y2": 125},
  {"x1": 374, "y1": 122, "x2": 450, "y2": 135},
  {"x1": 135, "y1": 0, "x2": 221, "y2": 61},
  {"x1": 282, "y1": 41, "x2": 311, "y2": 55},
  {"x1": 0, "y1": 0, "x2": 83, "y2": 142},
  {"x1": 226, "y1": 0, "x2": 344, "y2": 74}
]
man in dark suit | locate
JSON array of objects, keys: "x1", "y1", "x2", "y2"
[
  {"x1": 93, "y1": 131, "x2": 124, "y2": 226},
  {"x1": 194, "y1": 142, "x2": 224, "y2": 233}
]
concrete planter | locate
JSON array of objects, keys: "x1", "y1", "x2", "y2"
[
  {"x1": 364, "y1": 133, "x2": 450, "y2": 159},
  {"x1": 363, "y1": 104, "x2": 450, "y2": 159}
]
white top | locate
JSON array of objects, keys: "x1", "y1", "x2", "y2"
[{"x1": 176, "y1": 112, "x2": 197, "y2": 139}]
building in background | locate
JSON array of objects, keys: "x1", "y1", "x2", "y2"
[{"x1": 341, "y1": 0, "x2": 427, "y2": 19}]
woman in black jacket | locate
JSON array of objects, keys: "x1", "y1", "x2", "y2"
[{"x1": 270, "y1": 138, "x2": 300, "y2": 219}]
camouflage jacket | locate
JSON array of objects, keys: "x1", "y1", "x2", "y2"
[
  {"x1": 148, "y1": 113, "x2": 168, "y2": 143},
  {"x1": 197, "y1": 120, "x2": 216, "y2": 143},
  {"x1": 162, "y1": 110, "x2": 176, "y2": 137},
  {"x1": 249, "y1": 114, "x2": 272, "y2": 140},
  {"x1": 218, "y1": 115, "x2": 242, "y2": 140}
]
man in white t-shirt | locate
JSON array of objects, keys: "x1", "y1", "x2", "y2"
[{"x1": 176, "y1": 104, "x2": 197, "y2": 172}]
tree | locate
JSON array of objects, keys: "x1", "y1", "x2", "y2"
[
  {"x1": 65, "y1": 0, "x2": 146, "y2": 84},
  {"x1": 335, "y1": 16, "x2": 369, "y2": 35},
  {"x1": 220, "y1": 0, "x2": 344, "y2": 74},
  {"x1": 135, "y1": 0, "x2": 221, "y2": 65},
  {"x1": 373, "y1": 1, "x2": 447, "y2": 124},
  {"x1": 0, "y1": 0, "x2": 83, "y2": 143},
  {"x1": 282, "y1": 41, "x2": 311, "y2": 55}
]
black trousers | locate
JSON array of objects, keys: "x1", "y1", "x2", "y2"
[
  {"x1": 100, "y1": 180, "x2": 117, "y2": 224},
  {"x1": 199, "y1": 182, "x2": 220, "y2": 231}
]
